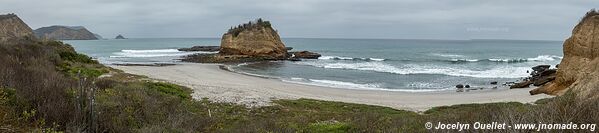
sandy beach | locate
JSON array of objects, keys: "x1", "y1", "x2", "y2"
[{"x1": 112, "y1": 63, "x2": 551, "y2": 111}]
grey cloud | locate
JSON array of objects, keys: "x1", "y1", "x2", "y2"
[{"x1": 1, "y1": 0, "x2": 596, "y2": 40}]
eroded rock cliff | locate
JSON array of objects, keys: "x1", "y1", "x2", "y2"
[
  {"x1": 531, "y1": 10, "x2": 599, "y2": 98},
  {"x1": 219, "y1": 19, "x2": 288, "y2": 59},
  {"x1": 34, "y1": 26, "x2": 98, "y2": 40},
  {"x1": 0, "y1": 13, "x2": 35, "y2": 42}
]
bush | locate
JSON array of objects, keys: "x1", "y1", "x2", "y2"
[{"x1": 146, "y1": 82, "x2": 191, "y2": 99}]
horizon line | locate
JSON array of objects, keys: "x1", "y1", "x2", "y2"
[{"x1": 102, "y1": 37, "x2": 563, "y2": 42}]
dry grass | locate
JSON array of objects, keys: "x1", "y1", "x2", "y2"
[{"x1": 0, "y1": 40, "x2": 597, "y2": 132}]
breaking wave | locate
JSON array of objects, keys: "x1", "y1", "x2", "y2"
[
  {"x1": 294, "y1": 61, "x2": 530, "y2": 78},
  {"x1": 318, "y1": 56, "x2": 386, "y2": 61},
  {"x1": 282, "y1": 78, "x2": 448, "y2": 92},
  {"x1": 447, "y1": 55, "x2": 563, "y2": 63}
]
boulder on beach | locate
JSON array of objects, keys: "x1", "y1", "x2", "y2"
[
  {"x1": 456, "y1": 84, "x2": 464, "y2": 88},
  {"x1": 530, "y1": 10, "x2": 599, "y2": 97},
  {"x1": 219, "y1": 18, "x2": 288, "y2": 59},
  {"x1": 511, "y1": 65, "x2": 557, "y2": 89}
]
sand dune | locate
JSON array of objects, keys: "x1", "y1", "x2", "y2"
[{"x1": 112, "y1": 63, "x2": 551, "y2": 111}]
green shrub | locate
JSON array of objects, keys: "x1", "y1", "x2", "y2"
[
  {"x1": 59, "y1": 52, "x2": 97, "y2": 64},
  {"x1": 146, "y1": 82, "x2": 191, "y2": 99},
  {"x1": 307, "y1": 121, "x2": 351, "y2": 133}
]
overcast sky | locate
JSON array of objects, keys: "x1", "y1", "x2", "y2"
[{"x1": 1, "y1": 0, "x2": 596, "y2": 40}]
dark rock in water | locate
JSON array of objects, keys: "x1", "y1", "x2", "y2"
[
  {"x1": 490, "y1": 81, "x2": 498, "y2": 85},
  {"x1": 456, "y1": 84, "x2": 464, "y2": 88},
  {"x1": 532, "y1": 65, "x2": 550, "y2": 72},
  {"x1": 179, "y1": 46, "x2": 220, "y2": 52},
  {"x1": 290, "y1": 51, "x2": 321, "y2": 59},
  {"x1": 115, "y1": 34, "x2": 126, "y2": 39},
  {"x1": 286, "y1": 47, "x2": 293, "y2": 50},
  {"x1": 510, "y1": 81, "x2": 532, "y2": 89},
  {"x1": 556, "y1": 64, "x2": 559, "y2": 68},
  {"x1": 465, "y1": 85, "x2": 470, "y2": 88}
]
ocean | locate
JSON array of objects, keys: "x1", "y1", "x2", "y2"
[{"x1": 64, "y1": 38, "x2": 563, "y2": 92}]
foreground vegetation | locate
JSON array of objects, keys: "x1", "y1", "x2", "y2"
[{"x1": 0, "y1": 40, "x2": 597, "y2": 132}]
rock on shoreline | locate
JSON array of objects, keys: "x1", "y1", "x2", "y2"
[
  {"x1": 178, "y1": 46, "x2": 220, "y2": 52},
  {"x1": 510, "y1": 65, "x2": 557, "y2": 89},
  {"x1": 181, "y1": 19, "x2": 321, "y2": 63},
  {"x1": 530, "y1": 9, "x2": 599, "y2": 97}
]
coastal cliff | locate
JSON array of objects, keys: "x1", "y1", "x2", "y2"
[
  {"x1": 531, "y1": 10, "x2": 599, "y2": 97},
  {"x1": 220, "y1": 19, "x2": 288, "y2": 59},
  {"x1": 34, "y1": 25, "x2": 98, "y2": 40},
  {"x1": 0, "y1": 13, "x2": 35, "y2": 42}
]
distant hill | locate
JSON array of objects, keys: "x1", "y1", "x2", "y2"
[
  {"x1": 0, "y1": 13, "x2": 36, "y2": 42},
  {"x1": 34, "y1": 25, "x2": 98, "y2": 40}
]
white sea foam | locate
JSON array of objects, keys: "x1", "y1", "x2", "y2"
[
  {"x1": 431, "y1": 53, "x2": 466, "y2": 58},
  {"x1": 295, "y1": 61, "x2": 530, "y2": 78},
  {"x1": 282, "y1": 77, "x2": 447, "y2": 92},
  {"x1": 526, "y1": 55, "x2": 563, "y2": 61},
  {"x1": 446, "y1": 55, "x2": 563, "y2": 63},
  {"x1": 318, "y1": 56, "x2": 386, "y2": 61},
  {"x1": 450, "y1": 59, "x2": 479, "y2": 62},
  {"x1": 121, "y1": 49, "x2": 180, "y2": 53},
  {"x1": 110, "y1": 49, "x2": 216, "y2": 58}
]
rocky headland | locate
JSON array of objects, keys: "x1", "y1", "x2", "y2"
[
  {"x1": 0, "y1": 13, "x2": 36, "y2": 42},
  {"x1": 528, "y1": 10, "x2": 599, "y2": 98},
  {"x1": 182, "y1": 19, "x2": 320, "y2": 63},
  {"x1": 34, "y1": 25, "x2": 98, "y2": 40}
]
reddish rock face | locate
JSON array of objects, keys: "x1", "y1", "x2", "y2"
[
  {"x1": 531, "y1": 10, "x2": 599, "y2": 97},
  {"x1": 0, "y1": 14, "x2": 35, "y2": 42},
  {"x1": 219, "y1": 20, "x2": 288, "y2": 59}
]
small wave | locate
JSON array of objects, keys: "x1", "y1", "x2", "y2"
[
  {"x1": 121, "y1": 49, "x2": 180, "y2": 53},
  {"x1": 294, "y1": 61, "x2": 529, "y2": 78},
  {"x1": 431, "y1": 53, "x2": 466, "y2": 58},
  {"x1": 526, "y1": 55, "x2": 563, "y2": 61},
  {"x1": 446, "y1": 55, "x2": 563, "y2": 63},
  {"x1": 318, "y1": 56, "x2": 386, "y2": 61},
  {"x1": 449, "y1": 59, "x2": 479, "y2": 62},
  {"x1": 282, "y1": 78, "x2": 448, "y2": 92}
]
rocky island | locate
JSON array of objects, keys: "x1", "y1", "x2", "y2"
[
  {"x1": 182, "y1": 19, "x2": 320, "y2": 63},
  {"x1": 34, "y1": 25, "x2": 99, "y2": 40},
  {"x1": 115, "y1": 34, "x2": 127, "y2": 39}
]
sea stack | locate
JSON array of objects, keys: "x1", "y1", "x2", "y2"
[
  {"x1": 115, "y1": 34, "x2": 126, "y2": 39},
  {"x1": 219, "y1": 18, "x2": 288, "y2": 59},
  {"x1": 530, "y1": 9, "x2": 599, "y2": 98},
  {"x1": 34, "y1": 25, "x2": 98, "y2": 40},
  {"x1": 0, "y1": 13, "x2": 36, "y2": 42}
]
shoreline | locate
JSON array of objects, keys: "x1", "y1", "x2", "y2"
[{"x1": 111, "y1": 63, "x2": 552, "y2": 111}]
